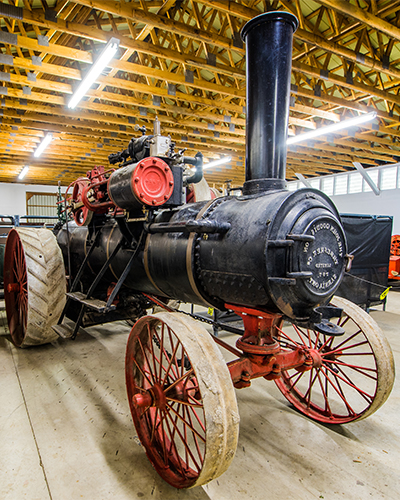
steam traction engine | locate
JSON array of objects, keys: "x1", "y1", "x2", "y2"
[{"x1": 4, "y1": 12, "x2": 395, "y2": 489}]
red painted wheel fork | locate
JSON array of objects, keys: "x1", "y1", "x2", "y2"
[{"x1": 225, "y1": 305, "x2": 322, "y2": 389}]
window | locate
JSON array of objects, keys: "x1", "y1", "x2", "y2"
[
  {"x1": 309, "y1": 178, "x2": 320, "y2": 190},
  {"x1": 334, "y1": 175, "x2": 347, "y2": 195},
  {"x1": 348, "y1": 172, "x2": 362, "y2": 193},
  {"x1": 26, "y1": 193, "x2": 58, "y2": 217},
  {"x1": 321, "y1": 177, "x2": 334, "y2": 196},
  {"x1": 285, "y1": 163, "x2": 400, "y2": 197},
  {"x1": 380, "y1": 166, "x2": 397, "y2": 190}
]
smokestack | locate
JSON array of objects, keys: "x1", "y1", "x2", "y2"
[{"x1": 241, "y1": 12, "x2": 298, "y2": 194}]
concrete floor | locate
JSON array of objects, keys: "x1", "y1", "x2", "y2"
[{"x1": 1, "y1": 293, "x2": 399, "y2": 500}]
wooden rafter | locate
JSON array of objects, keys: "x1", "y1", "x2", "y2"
[{"x1": 0, "y1": 0, "x2": 399, "y2": 187}]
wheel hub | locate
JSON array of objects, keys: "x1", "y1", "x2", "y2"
[
  {"x1": 308, "y1": 348, "x2": 323, "y2": 369},
  {"x1": 132, "y1": 379, "x2": 199, "y2": 410},
  {"x1": 7, "y1": 282, "x2": 21, "y2": 293},
  {"x1": 296, "y1": 348, "x2": 323, "y2": 372},
  {"x1": 321, "y1": 346, "x2": 342, "y2": 362},
  {"x1": 132, "y1": 383, "x2": 167, "y2": 409}
]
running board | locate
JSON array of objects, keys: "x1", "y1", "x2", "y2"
[
  {"x1": 52, "y1": 324, "x2": 75, "y2": 339},
  {"x1": 66, "y1": 292, "x2": 116, "y2": 313}
]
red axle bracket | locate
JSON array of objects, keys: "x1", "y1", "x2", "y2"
[{"x1": 225, "y1": 304, "x2": 321, "y2": 388}]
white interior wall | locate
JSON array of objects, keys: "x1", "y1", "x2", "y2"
[
  {"x1": 331, "y1": 189, "x2": 400, "y2": 234},
  {"x1": 288, "y1": 163, "x2": 400, "y2": 236},
  {"x1": 0, "y1": 183, "x2": 62, "y2": 217},
  {"x1": 0, "y1": 181, "x2": 398, "y2": 234}
]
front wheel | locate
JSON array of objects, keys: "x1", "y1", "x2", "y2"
[
  {"x1": 125, "y1": 312, "x2": 239, "y2": 488},
  {"x1": 274, "y1": 296, "x2": 395, "y2": 424}
]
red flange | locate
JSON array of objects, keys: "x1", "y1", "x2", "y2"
[{"x1": 132, "y1": 157, "x2": 174, "y2": 206}]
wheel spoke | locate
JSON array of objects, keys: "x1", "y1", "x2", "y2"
[
  {"x1": 292, "y1": 324, "x2": 311, "y2": 347},
  {"x1": 304, "y1": 368, "x2": 318, "y2": 409},
  {"x1": 167, "y1": 402, "x2": 206, "y2": 442},
  {"x1": 319, "y1": 366, "x2": 359, "y2": 414},
  {"x1": 332, "y1": 329, "x2": 363, "y2": 351},
  {"x1": 164, "y1": 407, "x2": 202, "y2": 472},
  {"x1": 324, "y1": 364, "x2": 374, "y2": 402},
  {"x1": 147, "y1": 324, "x2": 160, "y2": 381},
  {"x1": 132, "y1": 356, "x2": 154, "y2": 388},
  {"x1": 337, "y1": 315, "x2": 351, "y2": 328},
  {"x1": 275, "y1": 326, "x2": 303, "y2": 349},
  {"x1": 323, "y1": 359, "x2": 378, "y2": 380},
  {"x1": 184, "y1": 405, "x2": 204, "y2": 462},
  {"x1": 137, "y1": 336, "x2": 157, "y2": 385},
  {"x1": 327, "y1": 339, "x2": 369, "y2": 355},
  {"x1": 166, "y1": 396, "x2": 203, "y2": 408},
  {"x1": 316, "y1": 370, "x2": 333, "y2": 416},
  {"x1": 161, "y1": 339, "x2": 181, "y2": 385},
  {"x1": 286, "y1": 370, "x2": 305, "y2": 392},
  {"x1": 158, "y1": 323, "x2": 165, "y2": 380},
  {"x1": 164, "y1": 368, "x2": 194, "y2": 394}
]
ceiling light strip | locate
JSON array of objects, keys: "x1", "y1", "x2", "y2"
[
  {"x1": 34, "y1": 133, "x2": 53, "y2": 157},
  {"x1": 68, "y1": 37, "x2": 120, "y2": 110},
  {"x1": 287, "y1": 111, "x2": 377, "y2": 145}
]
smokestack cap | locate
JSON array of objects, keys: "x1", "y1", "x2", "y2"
[{"x1": 241, "y1": 11, "x2": 299, "y2": 41}]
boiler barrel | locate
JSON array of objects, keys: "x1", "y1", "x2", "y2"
[{"x1": 58, "y1": 189, "x2": 346, "y2": 320}]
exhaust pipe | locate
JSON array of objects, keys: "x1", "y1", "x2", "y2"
[{"x1": 241, "y1": 12, "x2": 298, "y2": 194}]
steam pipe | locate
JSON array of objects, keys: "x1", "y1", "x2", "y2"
[{"x1": 241, "y1": 12, "x2": 298, "y2": 194}]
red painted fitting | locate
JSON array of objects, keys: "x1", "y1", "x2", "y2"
[{"x1": 131, "y1": 157, "x2": 174, "y2": 206}]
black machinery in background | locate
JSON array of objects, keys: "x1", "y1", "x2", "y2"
[
  {"x1": 336, "y1": 214, "x2": 393, "y2": 310},
  {"x1": 3, "y1": 11, "x2": 395, "y2": 490}
]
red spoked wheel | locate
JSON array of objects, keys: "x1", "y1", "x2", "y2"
[
  {"x1": 4, "y1": 229, "x2": 28, "y2": 346},
  {"x1": 126, "y1": 312, "x2": 239, "y2": 488},
  {"x1": 72, "y1": 179, "x2": 93, "y2": 226},
  {"x1": 4, "y1": 228, "x2": 66, "y2": 347},
  {"x1": 274, "y1": 296, "x2": 394, "y2": 424}
]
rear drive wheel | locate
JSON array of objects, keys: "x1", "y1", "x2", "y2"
[{"x1": 4, "y1": 228, "x2": 66, "y2": 347}]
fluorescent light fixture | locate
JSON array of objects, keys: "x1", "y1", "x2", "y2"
[
  {"x1": 34, "y1": 133, "x2": 53, "y2": 158},
  {"x1": 18, "y1": 166, "x2": 29, "y2": 180},
  {"x1": 68, "y1": 37, "x2": 120, "y2": 109},
  {"x1": 287, "y1": 111, "x2": 377, "y2": 145},
  {"x1": 204, "y1": 156, "x2": 232, "y2": 169}
]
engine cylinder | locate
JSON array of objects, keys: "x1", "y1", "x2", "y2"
[{"x1": 108, "y1": 156, "x2": 174, "y2": 210}]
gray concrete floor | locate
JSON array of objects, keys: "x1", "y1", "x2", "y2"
[{"x1": 1, "y1": 293, "x2": 399, "y2": 500}]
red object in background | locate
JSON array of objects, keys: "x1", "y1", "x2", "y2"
[{"x1": 389, "y1": 235, "x2": 400, "y2": 280}]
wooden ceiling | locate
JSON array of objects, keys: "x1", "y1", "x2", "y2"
[{"x1": 1, "y1": 0, "x2": 400, "y2": 188}]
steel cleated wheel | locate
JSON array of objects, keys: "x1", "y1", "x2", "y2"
[
  {"x1": 4, "y1": 228, "x2": 66, "y2": 347},
  {"x1": 125, "y1": 312, "x2": 239, "y2": 488},
  {"x1": 274, "y1": 296, "x2": 395, "y2": 424}
]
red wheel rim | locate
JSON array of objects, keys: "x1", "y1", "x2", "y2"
[
  {"x1": 274, "y1": 313, "x2": 379, "y2": 424},
  {"x1": 72, "y1": 180, "x2": 91, "y2": 226},
  {"x1": 126, "y1": 316, "x2": 206, "y2": 488},
  {"x1": 4, "y1": 229, "x2": 28, "y2": 347}
]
